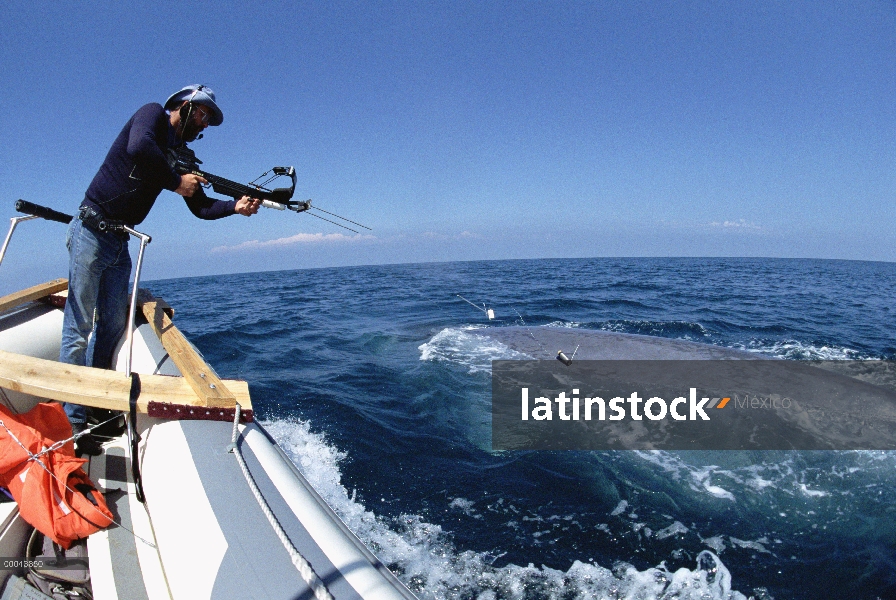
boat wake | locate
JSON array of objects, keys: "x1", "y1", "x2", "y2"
[{"x1": 265, "y1": 419, "x2": 753, "y2": 600}]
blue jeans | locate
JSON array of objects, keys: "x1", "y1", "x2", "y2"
[{"x1": 60, "y1": 218, "x2": 131, "y2": 424}]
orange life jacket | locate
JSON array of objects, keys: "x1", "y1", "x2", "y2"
[{"x1": 0, "y1": 402, "x2": 113, "y2": 549}]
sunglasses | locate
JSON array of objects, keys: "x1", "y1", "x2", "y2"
[{"x1": 194, "y1": 106, "x2": 211, "y2": 125}]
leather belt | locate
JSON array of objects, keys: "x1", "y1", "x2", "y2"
[{"x1": 78, "y1": 207, "x2": 129, "y2": 240}]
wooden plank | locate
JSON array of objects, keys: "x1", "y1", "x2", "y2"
[
  {"x1": 0, "y1": 350, "x2": 251, "y2": 413},
  {"x1": 137, "y1": 289, "x2": 235, "y2": 408},
  {"x1": 0, "y1": 279, "x2": 68, "y2": 314},
  {"x1": 135, "y1": 288, "x2": 173, "y2": 318}
]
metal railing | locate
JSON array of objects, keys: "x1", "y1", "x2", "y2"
[{"x1": 1, "y1": 200, "x2": 151, "y2": 377}]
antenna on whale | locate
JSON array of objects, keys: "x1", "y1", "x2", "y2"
[
  {"x1": 513, "y1": 308, "x2": 551, "y2": 358},
  {"x1": 556, "y1": 345, "x2": 579, "y2": 366},
  {"x1": 512, "y1": 309, "x2": 578, "y2": 366},
  {"x1": 457, "y1": 294, "x2": 495, "y2": 320}
]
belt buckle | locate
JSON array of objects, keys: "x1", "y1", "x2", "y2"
[{"x1": 78, "y1": 207, "x2": 98, "y2": 229}]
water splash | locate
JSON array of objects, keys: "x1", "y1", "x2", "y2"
[
  {"x1": 264, "y1": 418, "x2": 751, "y2": 600},
  {"x1": 733, "y1": 339, "x2": 876, "y2": 360},
  {"x1": 418, "y1": 327, "x2": 531, "y2": 373}
]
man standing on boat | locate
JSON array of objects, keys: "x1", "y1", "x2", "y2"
[{"x1": 60, "y1": 85, "x2": 261, "y2": 455}]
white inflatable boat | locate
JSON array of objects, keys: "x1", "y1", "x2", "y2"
[{"x1": 0, "y1": 203, "x2": 418, "y2": 600}]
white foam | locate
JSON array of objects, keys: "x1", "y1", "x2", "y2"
[
  {"x1": 633, "y1": 451, "x2": 804, "y2": 503},
  {"x1": 702, "y1": 482, "x2": 736, "y2": 501},
  {"x1": 797, "y1": 483, "x2": 828, "y2": 498},
  {"x1": 418, "y1": 327, "x2": 531, "y2": 373},
  {"x1": 734, "y1": 339, "x2": 875, "y2": 360},
  {"x1": 728, "y1": 537, "x2": 771, "y2": 554},
  {"x1": 449, "y1": 497, "x2": 475, "y2": 512},
  {"x1": 702, "y1": 536, "x2": 726, "y2": 554},
  {"x1": 544, "y1": 320, "x2": 583, "y2": 329},
  {"x1": 449, "y1": 497, "x2": 482, "y2": 519},
  {"x1": 264, "y1": 418, "x2": 750, "y2": 600},
  {"x1": 746, "y1": 476, "x2": 775, "y2": 491},
  {"x1": 690, "y1": 468, "x2": 737, "y2": 501},
  {"x1": 600, "y1": 320, "x2": 710, "y2": 339},
  {"x1": 610, "y1": 499, "x2": 629, "y2": 516},
  {"x1": 655, "y1": 521, "x2": 689, "y2": 540}
]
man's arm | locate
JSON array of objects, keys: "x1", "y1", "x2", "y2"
[
  {"x1": 183, "y1": 188, "x2": 236, "y2": 220},
  {"x1": 182, "y1": 191, "x2": 260, "y2": 219}
]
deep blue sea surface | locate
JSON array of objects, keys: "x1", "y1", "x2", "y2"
[{"x1": 149, "y1": 257, "x2": 896, "y2": 600}]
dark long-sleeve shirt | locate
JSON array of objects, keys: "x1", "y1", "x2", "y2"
[{"x1": 81, "y1": 103, "x2": 236, "y2": 225}]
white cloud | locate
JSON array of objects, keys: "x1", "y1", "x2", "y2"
[
  {"x1": 210, "y1": 232, "x2": 375, "y2": 253},
  {"x1": 708, "y1": 219, "x2": 761, "y2": 230}
]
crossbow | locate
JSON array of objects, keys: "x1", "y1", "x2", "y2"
[{"x1": 167, "y1": 146, "x2": 367, "y2": 233}]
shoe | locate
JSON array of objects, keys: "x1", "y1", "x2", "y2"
[{"x1": 72, "y1": 423, "x2": 103, "y2": 457}]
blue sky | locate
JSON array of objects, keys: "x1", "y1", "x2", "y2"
[{"x1": 0, "y1": 1, "x2": 894, "y2": 292}]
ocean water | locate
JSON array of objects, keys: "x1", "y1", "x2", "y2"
[{"x1": 148, "y1": 257, "x2": 896, "y2": 600}]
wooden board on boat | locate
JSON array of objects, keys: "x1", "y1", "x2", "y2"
[
  {"x1": 0, "y1": 279, "x2": 68, "y2": 314},
  {"x1": 138, "y1": 289, "x2": 236, "y2": 407},
  {"x1": 0, "y1": 350, "x2": 252, "y2": 414}
]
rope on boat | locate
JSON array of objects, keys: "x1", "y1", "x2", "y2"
[
  {"x1": 228, "y1": 404, "x2": 334, "y2": 600},
  {"x1": 30, "y1": 414, "x2": 120, "y2": 461}
]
